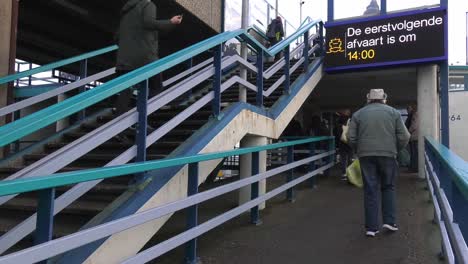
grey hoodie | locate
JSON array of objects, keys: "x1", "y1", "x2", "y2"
[
  {"x1": 347, "y1": 103, "x2": 410, "y2": 158},
  {"x1": 116, "y1": 0, "x2": 173, "y2": 71}
]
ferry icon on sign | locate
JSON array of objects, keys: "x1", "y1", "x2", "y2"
[{"x1": 327, "y1": 38, "x2": 345, "y2": 53}]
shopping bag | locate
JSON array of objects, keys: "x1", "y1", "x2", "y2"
[
  {"x1": 397, "y1": 147, "x2": 410, "y2": 167},
  {"x1": 346, "y1": 159, "x2": 363, "y2": 188},
  {"x1": 340, "y1": 119, "x2": 350, "y2": 144}
]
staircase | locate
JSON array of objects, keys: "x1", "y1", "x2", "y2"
[
  {"x1": 0, "y1": 61, "x2": 302, "y2": 239},
  {"x1": 0, "y1": 19, "x2": 324, "y2": 262}
]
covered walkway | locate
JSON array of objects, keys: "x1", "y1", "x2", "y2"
[{"x1": 151, "y1": 168, "x2": 444, "y2": 264}]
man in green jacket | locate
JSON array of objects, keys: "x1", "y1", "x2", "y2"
[
  {"x1": 114, "y1": 0, "x2": 183, "y2": 114},
  {"x1": 347, "y1": 89, "x2": 410, "y2": 237}
]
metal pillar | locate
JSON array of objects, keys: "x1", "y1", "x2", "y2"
[
  {"x1": 440, "y1": 0, "x2": 449, "y2": 147},
  {"x1": 452, "y1": 181, "x2": 468, "y2": 245},
  {"x1": 135, "y1": 80, "x2": 149, "y2": 181},
  {"x1": 35, "y1": 188, "x2": 55, "y2": 264},
  {"x1": 309, "y1": 142, "x2": 316, "y2": 187},
  {"x1": 327, "y1": 0, "x2": 334, "y2": 22},
  {"x1": 319, "y1": 23, "x2": 324, "y2": 56},
  {"x1": 77, "y1": 59, "x2": 88, "y2": 121},
  {"x1": 275, "y1": 0, "x2": 279, "y2": 18},
  {"x1": 303, "y1": 31, "x2": 310, "y2": 72},
  {"x1": 185, "y1": 163, "x2": 200, "y2": 264},
  {"x1": 286, "y1": 146, "x2": 295, "y2": 202},
  {"x1": 300, "y1": 0, "x2": 304, "y2": 26},
  {"x1": 213, "y1": 44, "x2": 222, "y2": 117},
  {"x1": 0, "y1": 0, "x2": 18, "y2": 159},
  {"x1": 283, "y1": 45, "x2": 290, "y2": 94},
  {"x1": 239, "y1": 0, "x2": 249, "y2": 102},
  {"x1": 267, "y1": 4, "x2": 270, "y2": 25},
  {"x1": 440, "y1": 62, "x2": 450, "y2": 147},
  {"x1": 256, "y1": 49, "x2": 264, "y2": 107},
  {"x1": 250, "y1": 151, "x2": 262, "y2": 225},
  {"x1": 380, "y1": 0, "x2": 387, "y2": 15},
  {"x1": 239, "y1": 136, "x2": 266, "y2": 209},
  {"x1": 325, "y1": 138, "x2": 335, "y2": 177}
]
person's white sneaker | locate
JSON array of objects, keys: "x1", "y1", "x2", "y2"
[
  {"x1": 365, "y1": 230, "x2": 379, "y2": 237},
  {"x1": 383, "y1": 224, "x2": 398, "y2": 232}
]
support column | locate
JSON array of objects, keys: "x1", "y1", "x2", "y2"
[
  {"x1": 239, "y1": 136, "x2": 267, "y2": 210},
  {"x1": 275, "y1": 0, "x2": 279, "y2": 18},
  {"x1": 239, "y1": 0, "x2": 249, "y2": 102},
  {"x1": 417, "y1": 65, "x2": 438, "y2": 179},
  {"x1": 0, "y1": 0, "x2": 18, "y2": 158}
]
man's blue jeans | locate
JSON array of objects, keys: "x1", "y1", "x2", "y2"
[{"x1": 360, "y1": 156, "x2": 399, "y2": 231}]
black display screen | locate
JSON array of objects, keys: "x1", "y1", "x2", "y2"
[{"x1": 324, "y1": 8, "x2": 447, "y2": 72}]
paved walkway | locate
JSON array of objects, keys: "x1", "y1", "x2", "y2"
[{"x1": 150, "y1": 168, "x2": 445, "y2": 264}]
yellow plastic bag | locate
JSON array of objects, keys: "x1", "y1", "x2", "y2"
[{"x1": 346, "y1": 159, "x2": 363, "y2": 188}]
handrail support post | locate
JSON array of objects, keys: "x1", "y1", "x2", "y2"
[
  {"x1": 287, "y1": 145, "x2": 295, "y2": 202},
  {"x1": 309, "y1": 142, "x2": 316, "y2": 188},
  {"x1": 324, "y1": 138, "x2": 335, "y2": 177},
  {"x1": 251, "y1": 151, "x2": 262, "y2": 225},
  {"x1": 256, "y1": 49, "x2": 264, "y2": 107},
  {"x1": 35, "y1": 187, "x2": 55, "y2": 264},
  {"x1": 212, "y1": 45, "x2": 222, "y2": 118},
  {"x1": 319, "y1": 23, "x2": 324, "y2": 56},
  {"x1": 283, "y1": 45, "x2": 291, "y2": 95},
  {"x1": 303, "y1": 30, "x2": 310, "y2": 72},
  {"x1": 135, "y1": 79, "x2": 149, "y2": 181},
  {"x1": 77, "y1": 59, "x2": 88, "y2": 121},
  {"x1": 185, "y1": 162, "x2": 200, "y2": 264},
  {"x1": 451, "y1": 182, "x2": 468, "y2": 239}
]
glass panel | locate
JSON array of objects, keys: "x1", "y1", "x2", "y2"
[
  {"x1": 334, "y1": 0, "x2": 381, "y2": 20},
  {"x1": 387, "y1": 0, "x2": 439, "y2": 13},
  {"x1": 225, "y1": 0, "x2": 243, "y2": 31},
  {"x1": 251, "y1": 0, "x2": 269, "y2": 31}
]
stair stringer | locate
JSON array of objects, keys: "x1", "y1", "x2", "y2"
[{"x1": 65, "y1": 62, "x2": 323, "y2": 264}]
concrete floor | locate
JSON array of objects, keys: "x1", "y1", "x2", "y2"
[{"x1": 148, "y1": 168, "x2": 445, "y2": 264}]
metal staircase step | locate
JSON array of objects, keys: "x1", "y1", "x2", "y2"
[{"x1": 2, "y1": 196, "x2": 108, "y2": 216}]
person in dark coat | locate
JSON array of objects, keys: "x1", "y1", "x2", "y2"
[
  {"x1": 266, "y1": 16, "x2": 284, "y2": 60},
  {"x1": 114, "y1": 0, "x2": 183, "y2": 114},
  {"x1": 283, "y1": 119, "x2": 304, "y2": 137},
  {"x1": 347, "y1": 89, "x2": 410, "y2": 237},
  {"x1": 335, "y1": 109, "x2": 353, "y2": 181}
]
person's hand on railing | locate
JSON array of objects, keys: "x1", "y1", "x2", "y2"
[{"x1": 171, "y1": 15, "x2": 183, "y2": 25}]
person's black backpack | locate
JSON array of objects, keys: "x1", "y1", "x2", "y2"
[{"x1": 266, "y1": 21, "x2": 277, "y2": 38}]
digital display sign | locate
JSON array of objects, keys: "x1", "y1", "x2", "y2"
[{"x1": 324, "y1": 8, "x2": 447, "y2": 72}]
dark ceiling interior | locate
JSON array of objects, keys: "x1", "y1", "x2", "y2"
[{"x1": 16, "y1": 0, "x2": 218, "y2": 76}]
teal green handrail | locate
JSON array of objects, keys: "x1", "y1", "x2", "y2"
[
  {"x1": 298, "y1": 16, "x2": 313, "y2": 29},
  {"x1": 0, "y1": 26, "x2": 270, "y2": 87},
  {"x1": 0, "y1": 19, "x2": 323, "y2": 147},
  {"x1": 0, "y1": 45, "x2": 118, "y2": 85},
  {"x1": 0, "y1": 137, "x2": 333, "y2": 196},
  {"x1": 247, "y1": 25, "x2": 269, "y2": 40},
  {"x1": 425, "y1": 137, "x2": 468, "y2": 199}
]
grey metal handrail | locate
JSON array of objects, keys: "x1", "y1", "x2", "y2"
[
  {"x1": 0, "y1": 138, "x2": 335, "y2": 263},
  {"x1": 0, "y1": 19, "x2": 324, "y2": 254},
  {"x1": 425, "y1": 137, "x2": 468, "y2": 263}
]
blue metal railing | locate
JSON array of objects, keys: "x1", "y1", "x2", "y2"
[
  {"x1": 0, "y1": 18, "x2": 325, "y2": 257},
  {"x1": 0, "y1": 26, "x2": 268, "y2": 87},
  {"x1": 0, "y1": 137, "x2": 335, "y2": 264},
  {"x1": 0, "y1": 45, "x2": 118, "y2": 86},
  {"x1": 0, "y1": 19, "x2": 323, "y2": 147},
  {"x1": 424, "y1": 137, "x2": 468, "y2": 263}
]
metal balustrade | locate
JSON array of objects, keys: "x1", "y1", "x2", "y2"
[
  {"x1": 0, "y1": 18, "x2": 324, "y2": 256},
  {"x1": 424, "y1": 137, "x2": 468, "y2": 264},
  {"x1": 0, "y1": 137, "x2": 335, "y2": 264}
]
